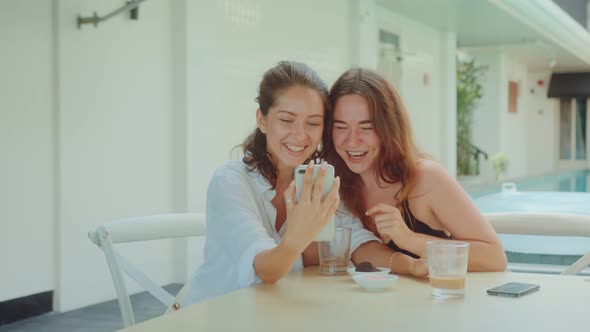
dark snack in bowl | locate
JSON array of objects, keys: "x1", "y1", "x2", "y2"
[{"x1": 355, "y1": 261, "x2": 380, "y2": 272}]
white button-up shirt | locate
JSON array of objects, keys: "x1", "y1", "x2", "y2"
[{"x1": 185, "y1": 160, "x2": 379, "y2": 305}]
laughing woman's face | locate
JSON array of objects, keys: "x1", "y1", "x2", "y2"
[
  {"x1": 332, "y1": 94, "x2": 381, "y2": 178},
  {"x1": 257, "y1": 85, "x2": 324, "y2": 174}
]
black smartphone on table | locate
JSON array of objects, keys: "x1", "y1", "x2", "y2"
[{"x1": 486, "y1": 282, "x2": 540, "y2": 297}]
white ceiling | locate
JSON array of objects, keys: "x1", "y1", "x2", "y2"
[{"x1": 376, "y1": 0, "x2": 590, "y2": 72}]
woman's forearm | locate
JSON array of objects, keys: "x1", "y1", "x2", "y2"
[
  {"x1": 401, "y1": 233, "x2": 507, "y2": 272},
  {"x1": 253, "y1": 240, "x2": 302, "y2": 284},
  {"x1": 462, "y1": 241, "x2": 507, "y2": 271},
  {"x1": 351, "y1": 241, "x2": 421, "y2": 276}
]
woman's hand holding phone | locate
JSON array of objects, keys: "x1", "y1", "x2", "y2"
[{"x1": 282, "y1": 160, "x2": 340, "y2": 253}]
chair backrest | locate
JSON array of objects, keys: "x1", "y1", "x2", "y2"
[
  {"x1": 483, "y1": 212, "x2": 590, "y2": 275},
  {"x1": 88, "y1": 213, "x2": 205, "y2": 327}
]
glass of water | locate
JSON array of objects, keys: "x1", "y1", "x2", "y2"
[{"x1": 318, "y1": 227, "x2": 352, "y2": 275}]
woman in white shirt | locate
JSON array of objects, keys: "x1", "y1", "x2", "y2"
[{"x1": 186, "y1": 62, "x2": 427, "y2": 305}]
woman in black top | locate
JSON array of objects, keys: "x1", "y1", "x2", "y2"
[{"x1": 327, "y1": 68, "x2": 507, "y2": 274}]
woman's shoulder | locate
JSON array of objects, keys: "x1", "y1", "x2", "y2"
[
  {"x1": 414, "y1": 159, "x2": 453, "y2": 189},
  {"x1": 416, "y1": 159, "x2": 450, "y2": 178},
  {"x1": 209, "y1": 160, "x2": 271, "y2": 194},
  {"x1": 209, "y1": 160, "x2": 251, "y2": 186},
  {"x1": 213, "y1": 160, "x2": 247, "y2": 175}
]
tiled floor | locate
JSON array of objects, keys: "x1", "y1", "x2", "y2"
[{"x1": 0, "y1": 284, "x2": 182, "y2": 332}]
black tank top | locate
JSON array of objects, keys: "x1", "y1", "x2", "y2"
[{"x1": 386, "y1": 200, "x2": 450, "y2": 258}]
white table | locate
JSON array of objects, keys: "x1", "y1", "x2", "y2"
[{"x1": 124, "y1": 267, "x2": 590, "y2": 332}]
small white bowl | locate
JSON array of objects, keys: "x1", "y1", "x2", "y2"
[
  {"x1": 352, "y1": 274, "x2": 398, "y2": 292},
  {"x1": 347, "y1": 266, "x2": 391, "y2": 277}
]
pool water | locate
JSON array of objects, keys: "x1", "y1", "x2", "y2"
[
  {"x1": 469, "y1": 169, "x2": 590, "y2": 198},
  {"x1": 467, "y1": 169, "x2": 590, "y2": 271}
]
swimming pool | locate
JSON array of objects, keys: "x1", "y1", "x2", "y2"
[
  {"x1": 468, "y1": 169, "x2": 590, "y2": 198},
  {"x1": 468, "y1": 169, "x2": 590, "y2": 270}
]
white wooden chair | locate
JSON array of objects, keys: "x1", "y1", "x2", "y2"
[
  {"x1": 88, "y1": 213, "x2": 205, "y2": 327},
  {"x1": 483, "y1": 212, "x2": 590, "y2": 275}
]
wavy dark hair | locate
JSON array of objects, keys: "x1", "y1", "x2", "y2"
[
  {"x1": 242, "y1": 61, "x2": 330, "y2": 188},
  {"x1": 326, "y1": 68, "x2": 423, "y2": 234}
]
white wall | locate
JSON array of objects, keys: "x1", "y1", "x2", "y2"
[
  {"x1": 0, "y1": 1, "x2": 55, "y2": 302},
  {"x1": 470, "y1": 51, "x2": 531, "y2": 179},
  {"x1": 350, "y1": 0, "x2": 378, "y2": 68},
  {"x1": 500, "y1": 57, "x2": 529, "y2": 179},
  {"x1": 376, "y1": 7, "x2": 448, "y2": 164},
  {"x1": 470, "y1": 50, "x2": 502, "y2": 164},
  {"x1": 0, "y1": 0, "x2": 185, "y2": 311},
  {"x1": 469, "y1": 48, "x2": 561, "y2": 181},
  {"x1": 55, "y1": 0, "x2": 179, "y2": 311},
  {"x1": 184, "y1": 0, "x2": 353, "y2": 215},
  {"x1": 439, "y1": 31, "x2": 458, "y2": 176},
  {"x1": 0, "y1": 0, "x2": 364, "y2": 312},
  {"x1": 524, "y1": 72, "x2": 559, "y2": 176}
]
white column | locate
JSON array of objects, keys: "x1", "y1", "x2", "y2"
[
  {"x1": 439, "y1": 31, "x2": 457, "y2": 177},
  {"x1": 170, "y1": 0, "x2": 189, "y2": 284},
  {"x1": 349, "y1": 0, "x2": 378, "y2": 69},
  {"x1": 184, "y1": 0, "x2": 219, "y2": 279},
  {"x1": 185, "y1": 0, "x2": 219, "y2": 214}
]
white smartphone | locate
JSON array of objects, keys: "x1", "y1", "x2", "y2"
[{"x1": 294, "y1": 164, "x2": 336, "y2": 241}]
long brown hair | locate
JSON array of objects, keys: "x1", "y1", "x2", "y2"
[
  {"x1": 242, "y1": 61, "x2": 330, "y2": 188},
  {"x1": 327, "y1": 68, "x2": 423, "y2": 232}
]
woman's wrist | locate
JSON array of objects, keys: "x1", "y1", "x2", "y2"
[
  {"x1": 278, "y1": 233, "x2": 307, "y2": 258},
  {"x1": 254, "y1": 240, "x2": 302, "y2": 284},
  {"x1": 387, "y1": 251, "x2": 428, "y2": 278},
  {"x1": 409, "y1": 258, "x2": 429, "y2": 278},
  {"x1": 388, "y1": 251, "x2": 403, "y2": 272}
]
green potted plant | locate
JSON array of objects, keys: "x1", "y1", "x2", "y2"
[{"x1": 490, "y1": 153, "x2": 509, "y2": 181}]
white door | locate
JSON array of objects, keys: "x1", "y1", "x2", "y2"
[{"x1": 377, "y1": 48, "x2": 402, "y2": 92}]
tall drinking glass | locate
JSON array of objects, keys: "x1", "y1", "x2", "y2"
[
  {"x1": 427, "y1": 241, "x2": 469, "y2": 299},
  {"x1": 318, "y1": 227, "x2": 352, "y2": 275}
]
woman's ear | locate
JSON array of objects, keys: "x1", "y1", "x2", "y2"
[{"x1": 256, "y1": 109, "x2": 266, "y2": 134}]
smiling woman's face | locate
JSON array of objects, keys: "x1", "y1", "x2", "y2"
[
  {"x1": 257, "y1": 85, "x2": 324, "y2": 173},
  {"x1": 332, "y1": 94, "x2": 381, "y2": 178}
]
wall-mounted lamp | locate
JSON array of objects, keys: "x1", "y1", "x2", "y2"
[{"x1": 77, "y1": 0, "x2": 146, "y2": 29}]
